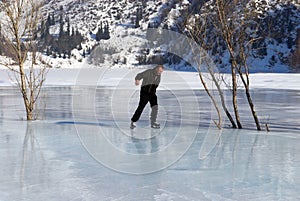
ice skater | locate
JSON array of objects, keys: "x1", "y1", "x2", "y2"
[{"x1": 130, "y1": 65, "x2": 164, "y2": 129}]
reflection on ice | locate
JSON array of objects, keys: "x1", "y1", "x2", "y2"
[
  {"x1": 0, "y1": 87, "x2": 300, "y2": 200},
  {"x1": 20, "y1": 123, "x2": 46, "y2": 188}
]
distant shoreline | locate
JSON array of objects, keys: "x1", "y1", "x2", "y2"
[{"x1": 0, "y1": 68, "x2": 299, "y2": 90}]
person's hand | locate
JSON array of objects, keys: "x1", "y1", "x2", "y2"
[{"x1": 135, "y1": 80, "x2": 140, "y2": 86}]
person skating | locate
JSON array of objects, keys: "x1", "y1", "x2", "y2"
[{"x1": 130, "y1": 65, "x2": 164, "y2": 129}]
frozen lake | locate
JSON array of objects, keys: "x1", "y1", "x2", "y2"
[{"x1": 0, "y1": 86, "x2": 300, "y2": 201}]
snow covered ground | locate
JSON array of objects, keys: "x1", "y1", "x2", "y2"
[{"x1": 0, "y1": 67, "x2": 300, "y2": 200}]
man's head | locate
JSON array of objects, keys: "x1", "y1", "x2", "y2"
[{"x1": 155, "y1": 65, "x2": 164, "y2": 75}]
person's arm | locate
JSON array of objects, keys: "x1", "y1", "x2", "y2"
[{"x1": 134, "y1": 69, "x2": 149, "y2": 86}]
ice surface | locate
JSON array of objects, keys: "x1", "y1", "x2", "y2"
[{"x1": 1, "y1": 84, "x2": 300, "y2": 201}]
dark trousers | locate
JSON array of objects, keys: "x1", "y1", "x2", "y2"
[{"x1": 131, "y1": 92, "x2": 158, "y2": 123}]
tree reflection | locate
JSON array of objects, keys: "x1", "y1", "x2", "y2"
[{"x1": 20, "y1": 122, "x2": 46, "y2": 188}]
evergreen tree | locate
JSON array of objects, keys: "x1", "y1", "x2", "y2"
[
  {"x1": 59, "y1": 13, "x2": 64, "y2": 37},
  {"x1": 96, "y1": 21, "x2": 110, "y2": 41},
  {"x1": 99, "y1": 22, "x2": 104, "y2": 40},
  {"x1": 287, "y1": 37, "x2": 294, "y2": 49},
  {"x1": 39, "y1": 5, "x2": 85, "y2": 60},
  {"x1": 51, "y1": 13, "x2": 55, "y2": 25},
  {"x1": 135, "y1": 6, "x2": 143, "y2": 28},
  {"x1": 71, "y1": 27, "x2": 76, "y2": 40},
  {"x1": 40, "y1": 19, "x2": 45, "y2": 39},
  {"x1": 46, "y1": 21, "x2": 50, "y2": 37},
  {"x1": 66, "y1": 17, "x2": 70, "y2": 36},
  {"x1": 96, "y1": 26, "x2": 103, "y2": 41},
  {"x1": 74, "y1": 29, "x2": 83, "y2": 49},
  {"x1": 59, "y1": 6, "x2": 64, "y2": 38},
  {"x1": 135, "y1": 7, "x2": 140, "y2": 28},
  {"x1": 66, "y1": 49, "x2": 71, "y2": 58},
  {"x1": 46, "y1": 47, "x2": 51, "y2": 56},
  {"x1": 138, "y1": 6, "x2": 143, "y2": 22},
  {"x1": 104, "y1": 21, "x2": 110, "y2": 39},
  {"x1": 47, "y1": 14, "x2": 51, "y2": 26}
]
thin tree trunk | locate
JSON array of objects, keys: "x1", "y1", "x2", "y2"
[
  {"x1": 237, "y1": 71, "x2": 261, "y2": 130},
  {"x1": 245, "y1": 86, "x2": 261, "y2": 130},
  {"x1": 198, "y1": 70, "x2": 222, "y2": 129},
  {"x1": 215, "y1": 0, "x2": 242, "y2": 129},
  {"x1": 29, "y1": 65, "x2": 35, "y2": 119},
  {"x1": 207, "y1": 67, "x2": 237, "y2": 128},
  {"x1": 231, "y1": 63, "x2": 242, "y2": 129},
  {"x1": 20, "y1": 65, "x2": 33, "y2": 120},
  {"x1": 237, "y1": 22, "x2": 261, "y2": 130}
]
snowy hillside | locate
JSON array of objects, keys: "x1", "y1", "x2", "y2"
[{"x1": 1, "y1": 0, "x2": 299, "y2": 72}]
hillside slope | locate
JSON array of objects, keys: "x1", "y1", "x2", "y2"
[{"x1": 1, "y1": 0, "x2": 299, "y2": 72}]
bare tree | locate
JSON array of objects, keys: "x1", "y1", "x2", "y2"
[
  {"x1": 210, "y1": 0, "x2": 243, "y2": 129},
  {"x1": 212, "y1": 0, "x2": 261, "y2": 130},
  {"x1": 195, "y1": 51, "x2": 223, "y2": 129},
  {"x1": 0, "y1": 0, "x2": 48, "y2": 120},
  {"x1": 185, "y1": 0, "x2": 262, "y2": 130},
  {"x1": 185, "y1": 14, "x2": 237, "y2": 129}
]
